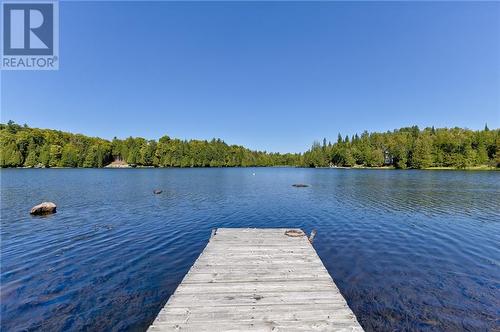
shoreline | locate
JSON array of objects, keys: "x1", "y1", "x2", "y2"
[{"x1": 3, "y1": 165, "x2": 498, "y2": 171}]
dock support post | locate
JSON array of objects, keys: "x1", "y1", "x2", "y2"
[{"x1": 309, "y1": 229, "x2": 317, "y2": 243}]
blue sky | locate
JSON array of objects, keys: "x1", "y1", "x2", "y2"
[{"x1": 1, "y1": 1, "x2": 499, "y2": 153}]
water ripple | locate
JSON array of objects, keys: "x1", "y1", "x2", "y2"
[{"x1": 1, "y1": 168, "x2": 499, "y2": 331}]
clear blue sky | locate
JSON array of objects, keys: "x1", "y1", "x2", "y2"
[{"x1": 1, "y1": 1, "x2": 499, "y2": 153}]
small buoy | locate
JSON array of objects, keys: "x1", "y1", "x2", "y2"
[
  {"x1": 252, "y1": 172, "x2": 256, "y2": 176},
  {"x1": 30, "y1": 202, "x2": 57, "y2": 215},
  {"x1": 292, "y1": 184, "x2": 309, "y2": 188},
  {"x1": 153, "y1": 189, "x2": 163, "y2": 194}
]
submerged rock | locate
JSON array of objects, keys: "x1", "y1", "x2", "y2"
[
  {"x1": 153, "y1": 189, "x2": 163, "y2": 194},
  {"x1": 292, "y1": 184, "x2": 309, "y2": 188},
  {"x1": 30, "y1": 202, "x2": 57, "y2": 215}
]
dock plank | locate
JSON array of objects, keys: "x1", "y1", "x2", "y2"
[{"x1": 149, "y1": 228, "x2": 363, "y2": 331}]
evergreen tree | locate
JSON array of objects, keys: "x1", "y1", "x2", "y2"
[
  {"x1": 49, "y1": 145, "x2": 62, "y2": 167},
  {"x1": 0, "y1": 144, "x2": 22, "y2": 167},
  {"x1": 1, "y1": 121, "x2": 498, "y2": 169},
  {"x1": 24, "y1": 150, "x2": 38, "y2": 167},
  {"x1": 411, "y1": 136, "x2": 433, "y2": 168},
  {"x1": 61, "y1": 144, "x2": 79, "y2": 167},
  {"x1": 83, "y1": 146, "x2": 98, "y2": 167},
  {"x1": 39, "y1": 144, "x2": 51, "y2": 167}
]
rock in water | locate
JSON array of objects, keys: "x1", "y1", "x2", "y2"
[
  {"x1": 153, "y1": 189, "x2": 163, "y2": 194},
  {"x1": 292, "y1": 184, "x2": 309, "y2": 188},
  {"x1": 30, "y1": 202, "x2": 57, "y2": 215}
]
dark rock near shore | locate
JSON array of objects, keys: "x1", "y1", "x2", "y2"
[
  {"x1": 292, "y1": 184, "x2": 309, "y2": 188},
  {"x1": 153, "y1": 189, "x2": 163, "y2": 194},
  {"x1": 30, "y1": 202, "x2": 57, "y2": 215}
]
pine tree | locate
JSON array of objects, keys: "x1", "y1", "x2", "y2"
[
  {"x1": 24, "y1": 150, "x2": 38, "y2": 167},
  {"x1": 61, "y1": 144, "x2": 78, "y2": 167},
  {"x1": 83, "y1": 146, "x2": 97, "y2": 167},
  {"x1": 0, "y1": 144, "x2": 21, "y2": 167},
  {"x1": 411, "y1": 136, "x2": 433, "y2": 168},
  {"x1": 39, "y1": 144, "x2": 50, "y2": 167}
]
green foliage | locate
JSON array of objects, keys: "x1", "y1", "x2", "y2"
[
  {"x1": 0, "y1": 122, "x2": 300, "y2": 168},
  {"x1": 24, "y1": 149, "x2": 38, "y2": 167},
  {"x1": 366, "y1": 149, "x2": 384, "y2": 167},
  {"x1": 61, "y1": 144, "x2": 79, "y2": 167},
  {"x1": 49, "y1": 145, "x2": 62, "y2": 167},
  {"x1": 39, "y1": 144, "x2": 51, "y2": 167},
  {"x1": 1, "y1": 122, "x2": 113, "y2": 168},
  {"x1": 303, "y1": 126, "x2": 500, "y2": 169},
  {"x1": 0, "y1": 143, "x2": 23, "y2": 167},
  {"x1": 83, "y1": 145, "x2": 98, "y2": 167},
  {"x1": 1, "y1": 121, "x2": 498, "y2": 169},
  {"x1": 410, "y1": 136, "x2": 433, "y2": 169}
]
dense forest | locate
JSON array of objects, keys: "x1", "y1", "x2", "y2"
[
  {"x1": 0, "y1": 121, "x2": 498, "y2": 169},
  {"x1": 0, "y1": 121, "x2": 297, "y2": 168},
  {"x1": 302, "y1": 125, "x2": 499, "y2": 169}
]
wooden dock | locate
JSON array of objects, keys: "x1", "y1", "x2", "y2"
[{"x1": 149, "y1": 228, "x2": 363, "y2": 331}]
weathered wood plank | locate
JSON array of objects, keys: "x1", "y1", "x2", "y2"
[
  {"x1": 156, "y1": 304, "x2": 355, "y2": 322},
  {"x1": 174, "y1": 281, "x2": 339, "y2": 294},
  {"x1": 148, "y1": 228, "x2": 363, "y2": 331},
  {"x1": 150, "y1": 321, "x2": 361, "y2": 332}
]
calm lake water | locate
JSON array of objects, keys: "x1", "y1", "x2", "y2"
[{"x1": 1, "y1": 168, "x2": 499, "y2": 331}]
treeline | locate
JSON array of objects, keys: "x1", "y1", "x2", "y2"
[
  {"x1": 0, "y1": 121, "x2": 299, "y2": 168},
  {"x1": 1, "y1": 121, "x2": 498, "y2": 169},
  {"x1": 303, "y1": 125, "x2": 499, "y2": 169}
]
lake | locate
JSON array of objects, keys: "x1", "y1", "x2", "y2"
[{"x1": 1, "y1": 168, "x2": 499, "y2": 331}]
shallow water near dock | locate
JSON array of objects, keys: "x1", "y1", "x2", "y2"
[{"x1": 1, "y1": 168, "x2": 499, "y2": 331}]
